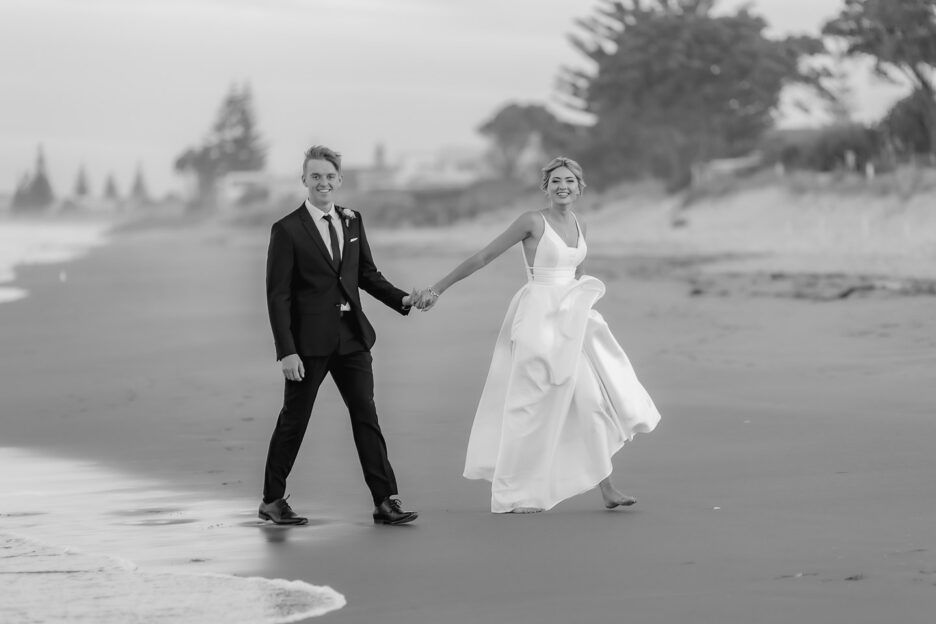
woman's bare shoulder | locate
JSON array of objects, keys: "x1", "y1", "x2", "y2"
[{"x1": 514, "y1": 210, "x2": 545, "y2": 235}]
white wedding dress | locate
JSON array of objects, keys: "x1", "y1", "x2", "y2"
[{"x1": 463, "y1": 214, "x2": 661, "y2": 513}]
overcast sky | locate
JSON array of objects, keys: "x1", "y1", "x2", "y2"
[{"x1": 0, "y1": 0, "x2": 912, "y2": 196}]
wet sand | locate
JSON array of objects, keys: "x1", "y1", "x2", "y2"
[
  {"x1": 1, "y1": 220, "x2": 935, "y2": 623},
  {"x1": 2, "y1": 531, "x2": 343, "y2": 623}
]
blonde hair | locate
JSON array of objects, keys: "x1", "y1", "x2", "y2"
[
  {"x1": 540, "y1": 156, "x2": 586, "y2": 192},
  {"x1": 302, "y1": 145, "x2": 342, "y2": 175}
]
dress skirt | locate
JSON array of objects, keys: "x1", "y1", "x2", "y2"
[{"x1": 463, "y1": 274, "x2": 661, "y2": 513}]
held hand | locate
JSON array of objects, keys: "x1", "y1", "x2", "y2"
[
  {"x1": 415, "y1": 286, "x2": 440, "y2": 311},
  {"x1": 410, "y1": 288, "x2": 427, "y2": 310},
  {"x1": 280, "y1": 354, "x2": 304, "y2": 382},
  {"x1": 402, "y1": 288, "x2": 418, "y2": 309}
]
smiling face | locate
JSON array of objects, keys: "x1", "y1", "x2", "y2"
[
  {"x1": 546, "y1": 166, "x2": 580, "y2": 206},
  {"x1": 302, "y1": 158, "x2": 342, "y2": 206}
]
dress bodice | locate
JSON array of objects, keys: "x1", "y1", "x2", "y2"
[{"x1": 524, "y1": 213, "x2": 587, "y2": 285}]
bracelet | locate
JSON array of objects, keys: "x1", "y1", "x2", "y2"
[{"x1": 427, "y1": 286, "x2": 440, "y2": 298}]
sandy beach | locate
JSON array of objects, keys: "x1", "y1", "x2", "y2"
[{"x1": 2, "y1": 205, "x2": 936, "y2": 622}]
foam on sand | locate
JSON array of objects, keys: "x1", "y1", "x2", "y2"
[
  {"x1": 0, "y1": 219, "x2": 111, "y2": 304},
  {"x1": 1, "y1": 533, "x2": 345, "y2": 623},
  {"x1": 0, "y1": 447, "x2": 347, "y2": 620}
]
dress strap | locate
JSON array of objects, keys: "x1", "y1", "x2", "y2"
[
  {"x1": 521, "y1": 214, "x2": 547, "y2": 279},
  {"x1": 571, "y1": 212, "x2": 582, "y2": 243}
]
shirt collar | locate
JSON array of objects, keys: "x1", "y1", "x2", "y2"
[{"x1": 305, "y1": 199, "x2": 335, "y2": 220}]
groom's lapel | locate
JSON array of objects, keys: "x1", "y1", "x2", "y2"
[
  {"x1": 298, "y1": 204, "x2": 338, "y2": 273},
  {"x1": 339, "y1": 207, "x2": 355, "y2": 268}
]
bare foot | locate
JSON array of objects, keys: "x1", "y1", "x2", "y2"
[
  {"x1": 510, "y1": 507, "x2": 544, "y2": 514},
  {"x1": 599, "y1": 478, "x2": 636, "y2": 509},
  {"x1": 603, "y1": 493, "x2": 636, "y2": 509}
]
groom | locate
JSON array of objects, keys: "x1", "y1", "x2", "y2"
[{"x1": 259, "y1": 145, "x2": 419, "y2": 526}]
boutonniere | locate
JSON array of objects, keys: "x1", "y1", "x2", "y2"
[{"x1": 339, "y1": 208, "x2": 356, "y2": 228}]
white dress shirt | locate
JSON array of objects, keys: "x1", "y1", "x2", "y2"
[{"x1": 305, "y1": 199, "x2": 350, "y2": 312}]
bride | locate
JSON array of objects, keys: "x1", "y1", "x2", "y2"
[{"x1": 417, "y1": 157, "x2": 661, "y2": 513}]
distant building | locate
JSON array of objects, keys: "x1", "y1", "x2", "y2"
[
  {"x1": 692, "y1": 152, "x2": 765, "y2": 183},
  {"x1": 217, "y1": 171, "x2": 303, "y2": 208},
  {"x1": 341, "y1": 144, "x2": 395, "y2": 192},
  {"x1": 390, "y1": 145, "x2": 486, "y2": 190},
  {"x1": 212, "y1": 143, "x2": 489, "y2": 208},
  {"x1": 338, "y1": 143, "x2": 487, "y2": 192}
]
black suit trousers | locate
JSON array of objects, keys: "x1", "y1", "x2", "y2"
[{"x1": 262, "y1": 316, "x2": 398, "y2": 506}]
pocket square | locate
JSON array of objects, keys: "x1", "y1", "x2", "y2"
[{"x1": 349, "y1": 237, "x2": 359, "y2": 243}]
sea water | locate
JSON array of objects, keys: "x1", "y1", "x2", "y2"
[
  {"x1": 0, "y1": 447, "x2": 346, "y2": 622},
  {"x1": 0, "y1": 219, "x2": 112, "y2": 304}
]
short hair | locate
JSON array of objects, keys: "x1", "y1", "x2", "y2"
[
  {"x1": 302, "y1": 145, "x2": 342, "y2": 175},
  {"x1": 540, "y1": 156, "x2": 586, "y2": 192}
]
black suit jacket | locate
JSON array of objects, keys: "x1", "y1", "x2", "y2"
[{"x1": 266, "y1": 204, "x2": 409, "y2": 359}]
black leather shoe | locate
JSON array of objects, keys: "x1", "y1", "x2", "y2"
[
  {"x1": 258, "y1": 496, "x2": 309, "y2": 525},
  {"x1": 373, "y1": 497, "x2": 418, "y2": 525}
]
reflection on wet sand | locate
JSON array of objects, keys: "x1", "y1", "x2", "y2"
[{"x1": 0, "y1": 447, "x2": 347, "y2": 621}]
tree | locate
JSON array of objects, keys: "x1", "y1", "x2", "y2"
[
  {"x1": 74, "y1": 165, "x2": 90, "y2": 198},
  {"x1": 824, "y1": 55, "x2": 858, "y2": 123},
  {"x1": 29, "y1": 146, "x2": 54, "y2": 206},
  {"x1": 477, "y1": 103, "x2": 581, "y2": 180},
  {"x1": 11, "y1": 174, "x2": 32, "y2": 212},
  {"x1": 559, "y1": 0, "x2": 827, "y2": 189},
  {"x1": 12, "y1": 145, "x2": 55, "y2": 211},
  {"x1": 104, "y1": 173, "x2": 120, "y2": 201},
  {"x1": 879, "y1": 89, "x2": 933, "y2": 156},
  {"x1": 211, "y1": 83, "x2": 266, "y2": 173},
  {"x1": 174, "y1": 146, "x2": 222, "y2": 207},
  {"x1": 130, "y1": 162, "x2": 151, "y2": 204},
  {"x1": 823, "y1": 0, "x2": 936, "y2": 158},
  {"x1": 174, "y1": 83, "x2": 267, "y2": 207}
]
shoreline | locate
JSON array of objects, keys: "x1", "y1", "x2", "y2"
[
  {"x1": 0, "y1": 215, "x2": 116, "y2": 305},
  {"x1": 118, "y1": 210, "x2": 936, "y2": 304},
  {"x1": 0, "y1": 446, "x2": 347, "y2": 622},
  {"x1": 1, "y1": 530, "x2": 345, "y2": 623},
  {"x1": 9, "y1": 175, "x2": 936, "y2": 309}
]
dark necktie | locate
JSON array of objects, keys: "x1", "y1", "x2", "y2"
[{"x1": 323, "y1": 214, "x2": 341, "y2": 270}]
